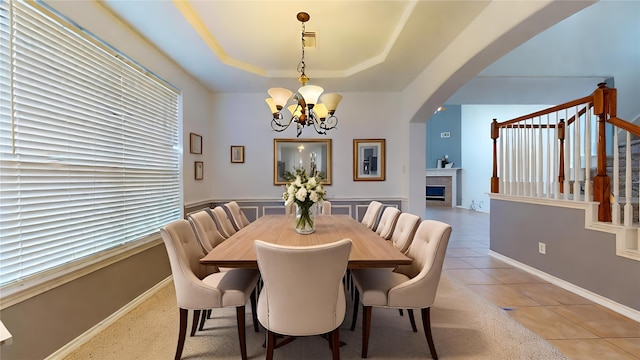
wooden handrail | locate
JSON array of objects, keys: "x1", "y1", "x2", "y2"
[
  {"x1": 494, "y1": 95, "x2": 593, "y2": 128},
  {"x1": 608, "y1": 117, "x2": 640, "y2": 138}
]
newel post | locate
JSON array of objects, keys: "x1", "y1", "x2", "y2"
[
  {"x1": 491, "y1": 119, "x2": 500, "y2": 193},
  {"x1": 592, "y1": 83, "x2": 612, "y2": 222},
  {"x1": 557, "y1": 119, "x2": 565, "y2": 193}
]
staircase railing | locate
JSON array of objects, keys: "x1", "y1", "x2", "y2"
[{"x1": 491, "y1": 83, "x2": 640, "y2": 224}]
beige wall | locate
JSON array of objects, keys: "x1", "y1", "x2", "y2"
[{"x1": 0, "y1": 245, "x2": 171, "y2": 359}]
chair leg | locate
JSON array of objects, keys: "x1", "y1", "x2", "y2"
[
  {"x1": 399, "y1": 309, "x2": 404, "y2": 316},
  {"x1": 250, "y1": 288, "x2": 259, "y2": 332},
  {"x1": 236, "y1": 306, "x2": 247, "y2": 360},
  {"x1": 421, "y1": 307, "x2": 438, "y2": 360},
  {"x1": 176, "y1": 308, "x2": 188, "y2": 360},
  {"x1": 331, "y1": 328, "x2": 341, "y2": 360},
  {"x1": 407, "y1": 309, "x2": 417, "y2": 332},
  {"x1": 190, "y1": 310, "x2": 201, "y2": 336},
  {"x1": 266, "y1": 330, "x2": 276, "y2": 360},
  {"x1": 362, "y1": 305, "x2": 372, "y2": 358},
  {"x1": 198, "y1": 308, "x2": 207, "y2": 331},
  {"x1": 350, "y1": 288, "x2": 360, "y2": 331}
]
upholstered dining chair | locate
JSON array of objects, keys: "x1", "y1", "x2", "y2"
[
  {"x1": 284, "y1": 203, "x2": 295, "y2": 215},
  {"x1": 374, "y1": 207, "x2": 401, "y2": 240},
  {"x1": 187, "y1": 210, "x2": 226, "y2": 255},
  {"x1": 160, "y1": 219, "x2": 260, "y2": 360},
  {"x1": 224, "y1": 201, "x2": 251, "y2": 231},
  {"x1": 349, "y1": 219, "x2": 452, "y2": 359},
  {"x1": 321, "y1": 201, "x2": 332, "y2": 215},
  {"x1": 254, "y1": 239, "x2": 352, "y2": 360},
  {"x1": 209, "y1": 206, "x2": 237, "y2": 238},
  {"x1": 389, "y1": 212, "x2": 421, "y2": 254},
  {"x1": 361, "y1": 201, "x2": 383, "y2": 230}
]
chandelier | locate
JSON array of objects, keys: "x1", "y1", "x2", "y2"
[{"x1": 265, "y1": 12, "x2": 342, "y2": 137}]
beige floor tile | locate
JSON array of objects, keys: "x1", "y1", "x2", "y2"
[
  {"x1": 480, "y1": 268, "x2": 547, "y2": 284},
  {"x1": 445, "y1": 248, "x2": 486, "y2": 257},
  {"x1": 466, "y1": 284, "x2": 541, "y2": 307},
  {"x1": 442, "y1": 257, "x2": 475, "y2": 269},
  {"x1": 508, "y1": 306, "x2": 599, "y2": 340},
  {"x1": 550, "y1": 305, "x2": 640, "y2": 338},
  {"x1": 443, "y1": 269, "x2": 502, "y2": 285},
  {"x1": 459, "y1": 256, "x2": 513, "y2": 269},
  {"x1": 549, "y1": 339, "x2": 640, "y2": 360},
  {"x1": 509, "y1": 284, "x2": 593, "y2": 306},
  {"x1": 606, "y1": 338, "x2": 640, "y2": 358}
]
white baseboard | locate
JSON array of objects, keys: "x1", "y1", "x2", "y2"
[
  {"x1": 45, "y1": 276, "x2": 173, "y2": 360},
  {"x1": 489, "y1": 251, "x2": 640, "y2": 323}
]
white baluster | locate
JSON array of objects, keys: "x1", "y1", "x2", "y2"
[
  {"x1": 584, "y1": 105, "x2": 592, "y2": 201},
  {"x1": 546, "y1": 113, "x2": 552, "y2": 198},
  {"x1": 563, "y1": 111, "x2": 571, "y2": 200},
  {"x1": 554, "y1": 113, "x2": 560, "y2": 199},
  {"x1": 612, "y1": 125, "x2": 620, "y2": 224},
  {"x1": 624, "y1": 132, "x2": 632, "y2": 226},
  {"x1": 505, "y1": 127, "x2": 511, "y2": 195},
  {"x1": 573, "y1": 105, "x2": 581, "y2": 200}
]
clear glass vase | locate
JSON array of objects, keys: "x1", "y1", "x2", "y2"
[{"x1": 295, "y1": 203, "x2": 316, "y2": 234}]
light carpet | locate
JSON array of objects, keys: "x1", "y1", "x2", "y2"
[{"x1": 62, "y1": 274, "x2": 567, "y2": 359}]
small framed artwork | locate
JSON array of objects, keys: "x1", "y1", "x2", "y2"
[
  {"x1": 231, "y1": 145, "x2": 244, "y2": 163},
  {"x1": 194, "y1": 161, "x2": 203, "y2": 180},
  {"x1": 353, "y1": 139, "x2": 386, "y2": 181},
  {"x1": 190, "y1": 133, "x2": 202, "y2": 154}
]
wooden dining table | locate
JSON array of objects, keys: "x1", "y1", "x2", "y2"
[{"x1": 200, "y1": 214, "x2": 412, "y2": 269}]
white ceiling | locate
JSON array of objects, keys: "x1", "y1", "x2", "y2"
[{"x1": 102, "y1": 0, "x2": 638, "y2": 106}]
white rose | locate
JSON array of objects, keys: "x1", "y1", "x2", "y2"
[
  {"x1": 309, "y1": 190, "x2": 319, "y2": 203},
  {"x1": 295, "y1": 187, "x2": 308, "y2": 202}
]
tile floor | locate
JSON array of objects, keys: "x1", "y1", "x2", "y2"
[{"x1": 425, "y1": 206, "x2": 640, "y2": 360}]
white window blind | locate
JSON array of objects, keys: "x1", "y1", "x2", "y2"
[{"x1": 0, "y1": 1, "x2": 181, "y2": 286}]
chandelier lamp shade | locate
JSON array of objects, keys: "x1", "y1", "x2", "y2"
[{"x1": 266, "y1": 12, "x2": 343, "y2": 137}]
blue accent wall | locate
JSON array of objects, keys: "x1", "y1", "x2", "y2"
[{"x1": 426, "y1": 105, "x2": 462, "y2": 169}]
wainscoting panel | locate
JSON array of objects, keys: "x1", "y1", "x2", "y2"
[{"x1": 185, "y1": 199, "x2": 403, "y2": 222}]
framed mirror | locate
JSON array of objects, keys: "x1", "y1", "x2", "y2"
[{"x1": 274, "y1": 138, "x2": 332, "y2": 185}]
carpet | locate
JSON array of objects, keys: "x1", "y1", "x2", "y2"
[{"x1": 62, "y1": 274, "x2": 567, "y2": 359}]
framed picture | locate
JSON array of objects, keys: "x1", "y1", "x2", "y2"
[
  {"x1": 190, "y1": 133, "x2": 202, "y2": 154},
  {"x1": 194, "y1": 161, "x2": 203, "y2": 180},
  {"x1": 273, "y1": 138, "x2": 332, "y2": 185},
  {"x1": 353, "y1": 139, "x2": 386, "y2": 181},
  {"x1": 231, "y1": 145, "x2": 244, "y2": 163}
]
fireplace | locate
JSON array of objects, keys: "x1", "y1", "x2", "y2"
[
  {"x1": 426, "y1": 168, "x2": 461, "y2": 207},
  {"x1": 425, "y1": 185, "x2": 446, "y2": 201}
]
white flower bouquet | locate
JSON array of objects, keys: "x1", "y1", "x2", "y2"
[{"x1": 282, "y1": 167, "x2": 326, "y2": 233}]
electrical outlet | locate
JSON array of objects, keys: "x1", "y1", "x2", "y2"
[
  {"x1": 538, "y1": 242, "x2": 546, "y2": 254},
  {"x1": 440, "y1": 132, "x2": 450, "y2": 138}
]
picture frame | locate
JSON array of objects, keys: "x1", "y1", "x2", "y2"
[
  {"x1": 194, "y1": 161, "x2": 203, "y2": 180},
  {"x1": 190, "y1": 133, "x2": 202, "y2": 154},
  {"x1": 273, "y1": 138, "x2": 332, "y2": 185},
  {"x1": 230, "y1": 145, "x2": 244, "y2": 163},
  {"x1": 353, "y1": 139, "x2": 386, "y2": 181}
]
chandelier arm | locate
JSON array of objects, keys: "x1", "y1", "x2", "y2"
[
  {"x1": 320, "y1": 115, "x2": 338, "y2": 131},
  {"x1": 271, "y1": 113, "x2": 297, "y2": 132},
  {"x1": 307, "y1": 111, "x2": 327, "y2": 135}
]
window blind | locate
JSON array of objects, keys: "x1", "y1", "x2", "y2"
[{"x1": 0, "y1": 1, "x2": 181, "y2": 286}]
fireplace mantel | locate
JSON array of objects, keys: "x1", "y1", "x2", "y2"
[{"x1": 426, "y1": 168, "x2": 461, "y2": 208}]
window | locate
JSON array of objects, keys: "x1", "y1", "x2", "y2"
[{"x1": 0, "y1": 1, "x2": 181, "y2": 287}]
